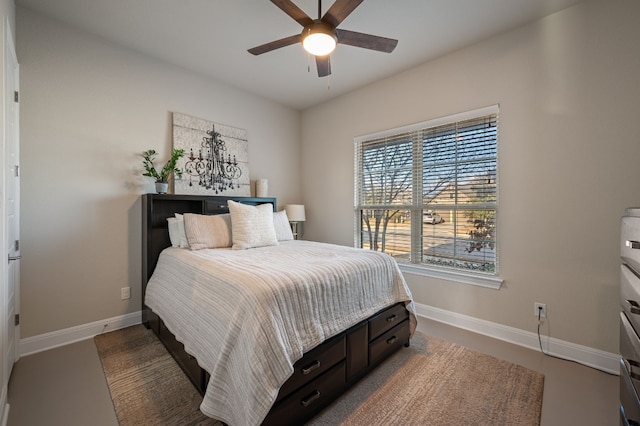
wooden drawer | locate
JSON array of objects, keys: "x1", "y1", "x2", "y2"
[
  {"x1": 369, "y1": 319, "x2": 410, "y2": 367},
  {"x1": 203, "y1": 197, "x2": 276, "y2": 215},
  {"x1": 158, "y1": 320, "x2": 206, "y2": 395},
  {"x1": 368, "y1": 303, "x2": 409, "y2": 341},
  {"x1": 621, "y1": 264, "x2": 640, "y2": 335},
  {"x1": 204, "y1": 200, "x2": 229, "y2": 214},
  {"x1": 277, "y1": 333, "x2": 346, "y2": 401},
  {"x1": 263, "y1": 361, "x2": 346, "y2": 426},
  {"x1": 621, "y1": 312, "x2": 640, "y2": 396},
  {"x1": 621, "y1": 358, "x2": 640, "y2": 425},
  {"x1": 622, "y1": 211, "x2": 640, "y2": 274}
]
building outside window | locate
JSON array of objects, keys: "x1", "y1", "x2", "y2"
[{"x1": 354, "y1": 105, "x2": 499, "y2": 279}]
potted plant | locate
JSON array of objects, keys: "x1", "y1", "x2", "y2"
[{"x1": 142, "y1": 148, "x2": 185, "y2": 194}]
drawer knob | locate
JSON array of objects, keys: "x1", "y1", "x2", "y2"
[
  {"x1": 301, "y1": 360, "x2": 321, "y2": 375},
  {"x1": 626, "y1": 240, "x2": 640, "y2": 250},
  {"x1": 301, "y1": 390, "x2": 321, "y2": 407},
  {"x1": 387, "y1": 336, "x2": 397, "y2": 345},
  {"x1": 386, "y1": 314, "x2": 397, "y2": 323},
  {"x1": 626, "y1": 300, "x2": 640, "y2": 315}
]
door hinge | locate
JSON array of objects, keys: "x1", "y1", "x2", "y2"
[
  {"x1": 14, "y1": 91, "x2": 18, "y2": 103},
  {"x1": 15, "y1": 240, "x2": 19, "y2": 251},
  {"x1": 15, "y1": 165, "x2": 19, "y2": 177},
  {"x1": 14, "y1": 314, "x2": 19, "y2": 326}
]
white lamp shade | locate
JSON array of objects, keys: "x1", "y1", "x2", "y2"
[{"x1": 285, "y1": 204, "x2": 306, "y2": 222}]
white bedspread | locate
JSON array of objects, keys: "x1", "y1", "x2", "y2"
[{"x1": 144, "y1": 240, "x2": 416, "y2": 426}]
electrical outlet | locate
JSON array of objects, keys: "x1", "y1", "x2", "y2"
[
  {"x1": 534, "y1": 302, "x2": 546, "y2": 318},
  {"x1": 121, "y1": 287, "x2": 131, "y2": 300}
]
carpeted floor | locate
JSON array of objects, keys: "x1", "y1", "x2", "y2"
[{"x1": 94, "y1": 325, "x2": 544, "y2": 426}]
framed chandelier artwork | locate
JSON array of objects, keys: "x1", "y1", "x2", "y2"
[{"x1": 172, "y1": 112, "x2": 250, "y2": 196}]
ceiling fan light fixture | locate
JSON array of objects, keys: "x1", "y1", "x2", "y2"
[
  {"x1": 302, "y1": 22, "x2": 337, "y2": 56},
  {"x1": 248, "y1": 0, "x2": 399, "y2": 78}
]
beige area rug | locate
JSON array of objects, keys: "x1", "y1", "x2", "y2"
[{"x1": 94, "y1": 325, "x2": 544, "y2": 426}]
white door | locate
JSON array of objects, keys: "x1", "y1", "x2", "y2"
[{"x1": 4, "y1": 17, "x2": 19, "y2": 381}]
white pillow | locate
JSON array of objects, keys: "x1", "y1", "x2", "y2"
[
  {"x1": 183, "y1": 213, "x2": 232, "y2": 250},
  {"x1": 228, "y1": 200, "x2": 278, "y2": 250},
  {"x1": 173, "y1": 213, "x2": 189, "y2": 248},
  {"x1": 273, "y1": 210, "x2": 294, "y2": 241},
  {"x1": 167, "y1": 217, "x2": 180, "y2": 247}
]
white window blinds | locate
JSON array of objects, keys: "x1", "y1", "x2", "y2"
[{"x1": 355, "y1": 105, "x2": 499, "y2": 276}]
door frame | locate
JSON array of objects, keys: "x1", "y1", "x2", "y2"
[{"x1": 1, "y1": 15, "x2": 19, "y2": 425}]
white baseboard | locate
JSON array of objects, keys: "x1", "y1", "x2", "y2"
[
  {"x1": 19, "y1": 311, "x2": 142, "y2": 357},
  {"x1": 415, "y1": 302, "x2": 620, "y2": 375},
  {"x1": 0, "y1": 387, "x2": 8, "y2": 426},
  {"x1": 1, "y1": 404, "x2": 8, "y2": 426}
]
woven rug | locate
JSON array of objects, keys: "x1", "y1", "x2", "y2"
[{"x1": 94, "y1": 325, "x2": 544, "y2": 426}]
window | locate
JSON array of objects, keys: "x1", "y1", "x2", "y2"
[{"x1": 355, "y1": 105, "x2": 499, "y2": 281}]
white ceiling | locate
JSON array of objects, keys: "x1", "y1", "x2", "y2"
[{"x1": 16, "y1": 0, "x2": 583, "y2": 110}]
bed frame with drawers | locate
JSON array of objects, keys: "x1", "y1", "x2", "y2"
[{"x1": 141, "y1": 194, "x2": 411, "y2": 425}]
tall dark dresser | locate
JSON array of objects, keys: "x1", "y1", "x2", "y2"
[{"x1": 620, "y1": 208, "x2": 640, "y2": 425}]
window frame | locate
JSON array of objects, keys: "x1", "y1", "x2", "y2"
[{"x1": 354, "y1": 105, "x2": 503, "y2": 289}]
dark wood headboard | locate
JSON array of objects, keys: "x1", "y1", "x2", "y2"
[{"x1": 141, "y1": 194, "x2": 277, "y2": 325}]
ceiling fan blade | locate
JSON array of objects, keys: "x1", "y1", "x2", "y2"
[
  {"x1": 248, "y1": 34, "x2": 301, "y2": 55},
  {"x1": 322, "y1": 0, "x2": 364, "y2": 28},
  {"x1": 336, "y1": 29, "x2": 398, "y2": 53},
  {"x1": 316, "y1": 55, "x2": 331, "y2": 77},
  {"x1": 271, "y1": 0, "x2": 313, "y2": 27}
]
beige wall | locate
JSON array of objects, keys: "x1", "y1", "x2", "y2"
[
  {"x1": 15, "y1": 0, "x2": 640, "y2": 355},
  {"x1": 16, "y1": 8, "x2": 301, "y2": 338},
  {"x1": 300, "y1": 0, "x2": 640, "y2": 354}
]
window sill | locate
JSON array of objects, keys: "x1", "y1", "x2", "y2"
[{"x1": 398, "y1": 263, "x2": 503, "y2": 290}]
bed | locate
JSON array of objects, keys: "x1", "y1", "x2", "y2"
[{"x1": 141, "y1": 194, "x2": 416, "y2": 425}]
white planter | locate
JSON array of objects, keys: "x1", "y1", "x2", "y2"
[{"x1": 155, "y1": 182, "x2": 169, "y2": 194}]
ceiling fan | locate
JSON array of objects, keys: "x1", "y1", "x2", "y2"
[{"x1": 248, "y1": 0, "x2": 398, "y2": 78}]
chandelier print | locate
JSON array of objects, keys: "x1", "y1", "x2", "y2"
[
  {"x1": 172, "y1": 112, "x2": 250, "y2": 196},
  {"x1": 184, "y1": 125, "x2": 242, "y2": 193}
]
